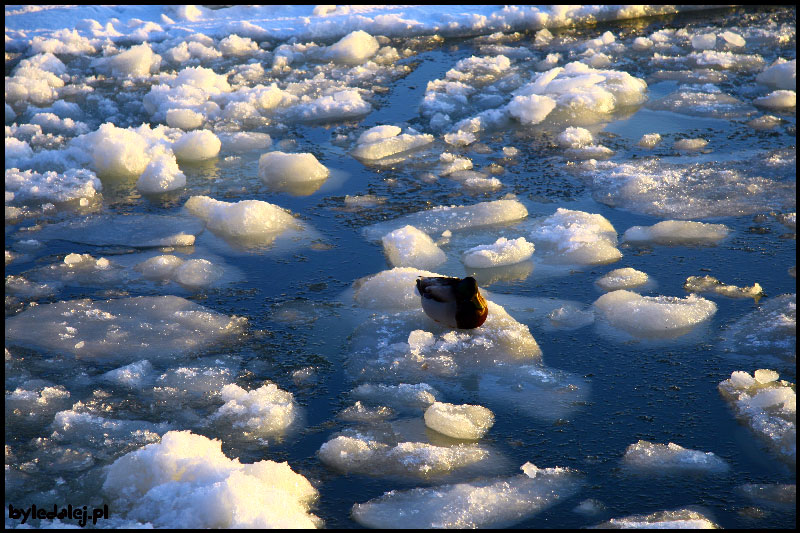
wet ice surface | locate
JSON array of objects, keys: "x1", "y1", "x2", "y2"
[{"x1": 4, "y1": 5, "x2": 796, "y2": 530}]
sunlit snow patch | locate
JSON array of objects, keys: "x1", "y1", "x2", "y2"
[
  {"x1": 5, "y1": 295, "x2": 246, "y2": 363},
  {"x1": 352, "y1": 462, "x2": 582, "y2": 529},
  {"x1": 103, "y1": 430, "x2": 321, "y2": 528}
]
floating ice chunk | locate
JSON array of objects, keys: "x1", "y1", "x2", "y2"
[
  {"x1": 258, "y1": 151, "x2": 329, "y2": 195},
  {"x1": 101, "y1": 360, "x2": 154, "y2": 389},
  {"x1": 5, "y1": 275, "x2": 59, "y2": 299},
  {"x1": 776, "y1": 212, "x2": 796, "y2": 230},
  {"x1": 690, "y1": 50, "x2": 764, "y2": 71},
  {"x1": 221, "y1": 132, "x2": 272, "y2": 153},
  {"x1": 747, "y1": 114, "x2": 783, "y2": 130},
  {"x1": 529, "y1": 208, "x2": 621, "y2": 265},
  {"x1": 210, "y1": 383, "x2": 297, "y2": 438},
  {"x1": 574, "y1": 499, "x2": 606, "y2": 516},
  {"x1": 622, "y1": 440, "x2": 729, "y2": 473},
  {"x1": 478, "y1": 364, "x2": 588, "y2": 420},
  {"x1": 166, "y1": 108, "x2": 204, "y2": 130},
  {"x1": 450, "y1": 172, "x2": 504, "y2": 192},
  {"x1": 558, "y1": 126, "x2": 593, "y2": 148},
  {"x1": 343, "y1": 194, "x2": 386, "y2": 208},
  {"x1": 754, "y1": 90, "x2": 796, "y2": 109},
  {"x1": 364, "y1": 198, "x2": 528, "y2": 241},
  {"x1": 352, "y1": 267, "x2": 442, "y2": 311},
  {"x1": 648, "y1": 90, "x2": 756, "y2": 118},
  {"x1": 719, "y1": 31, "x2": 746, "y2": 48},
  {"x1": 718, "y1": 370, "x2": 795, "y2": 464},
  {"x1": 133, "y1": 254, "x2": 184, "y2": 280},
  {"x1": 172, "y1": 130, "x2": 221, "y2": 161},
  {"x1": 319, "y1": 432, "x2": 490, "y2": 479},
  {"x1": 720, "y1": 293, "x2": 796, "y2": 359},
  {"x1": 173, "y1": 259, "x2": 224, "y2": 288},
  {"x1": 347, "y1": 301, "x2": 542, "y2": 383},
  {"x1": 591, "y1": 508, "x2": 720, "y2": 528},
  {"x1": 352, "y1": 462, "x2": 581, "y2": 529},
  {"x1": 548, "y1": 303, "x2": 595, "y2": 329},
  {"x1": 439, "y1": 153, "x2": 473, "y2": 175},
  {"x1": 352, "y1": 127, "x2": 434, "y2": 160},
  {"x1": 632, "y1": 37, "x2": 653, "y2": 51},
  {"x1": 97, "y1": 43, "x2": 161, "y2": 77},
  {"x1": 506, "y1": 93, "x2": 557, "y2": 125},
  {"x1": 184, "y1": 195, "x2": 299, "y2": 244},
  {"x1": 339, "y1": 402, "x2": 394, "y2": 423},
  {"x1": 691, "y1": 33, "x2": 716, "y2": 50},
  {"x1": 674, "y1": 138, "x2": 708, "y2": 151},
  {"x1": 424, "y1": 402, "x2": 495, "y2": 440},
  {"x1": 737, "y1": 483, "x2": 796, "y2": 507},
  {"x1": 444, "y1": 131, "x2": 476, "y2": 146},
  {"x1": 357, "y1": 125, "x2": 401, "y2": 145},
  {"x1": 5, "y1": 382, "x2": 71, "y2": 423},
  {"x1": 593, "y1": 290, "x2": 717, "y2": 339},
  {"x1": 381, "y1": 225, "x2": 446, "y2": 269},
  {"x1": 5, "y1": 168, "x2": 101, "y2": 205},
  {"x1": 756, "y1": 58, "x2": 796, "y2": 90},
  {"x1": 462, "y1": 237, "x2": 534, "y2": 268},
  {"x1": 684, "y1": 275, "x2": 764, "y2": 300},
  {"x1": 136, "y1": 145, "x2": 186, "y2": 193},
  {"x1": 587, "y1": 152, "x2": 796, "y2": 219},
  {"x1": 29, "y1": 214, "x2": 202, "y2": 248},
  {"x1": 291, "y1": 89, "x2": 371, "y2": 121},
  {"x1": 5, "y1": 295, "x2": 246, "y2": 362},
  {"x1": 6, "y1": 138, "x2": 33, "y2": 164},
  {"x1": 351, "y1": 383, "x2": 438, "y2": 410},
  {"x1": 79, "y1": 123, "x2": 151, "y2": 178},
  {"x1": 596, "y1": 268, "x2": 649, "y2": 291},
  {"x1": 326, "y1": 30, "x2": 379, "y2": 64},
  {"x1": 51, "y1": 408, "x2": 167, "y2": 459},
  {"x1": 103, "y1": 431, "x2": 320, "y2": 528},
  {"x1": 623, "y1": 220, "x2": 729, "y2": 246},
  {"x1": 219, "y1": 34, "x2": 259, "y2": 56}
]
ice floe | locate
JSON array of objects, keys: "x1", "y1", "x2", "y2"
[
  {"x1": 596, "y1": 267, "x2": 649, "y2": 292},
  {"x1": 103, "y1": 430, "x2": 321, "y2": 528},
  {"x1": 352, "y1": 462, "x2": 582, "y2": 528},
  {"x1": 594, "y1": 290, "x2": 716, "y2": 339},
  {"x1": 529, "y1": 208, "x2": 621, "y2": 265},
  {"x1": 684, "y1": 275, "x2": 764, "y2": 300},
  {"x1": 209, "y1": 382, "x2": 298, "y2": 440},
  {"x1": 718, "y1": 370, "x2": 796, "y2": 464},
  {"x1": 462, "y1": 237, "x2": 535, "y2": 269},
  {"x1": 623, "y1": 220, "x2": 730, "y2": 246},
  {"x1": 590, "y1": 508, "x2": 720, "y2": 528},
  {"x1": 258, "y1": 151, "x2": 330, "y2": 195},
  {"x1": 622, "y1": 440, "x2": 729, "y2": 473},
  {"x1": 5, "y1": 295, "x2": 246, "y2": 362},
  {"x1": 381, "y1": 225, "x2": 446, "y2": 269},
  {"x1": 720, "y1": 294, "x2": 796, "y2": 360},
  {"x1": 424, "y1": 402, "x2": 495, "y2": 440}
]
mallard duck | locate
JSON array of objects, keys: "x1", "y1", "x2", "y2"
[{"x1": 415, "y1": 276, "x2": 488, "y2": 329}]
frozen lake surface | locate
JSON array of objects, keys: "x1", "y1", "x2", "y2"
[{"x1": 5, "y1": 5, "x2": 796, "y2": 529}]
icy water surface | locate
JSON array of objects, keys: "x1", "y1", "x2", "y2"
[{"x1": 5, "y1": 5, "x2": 796, "y2": 529}]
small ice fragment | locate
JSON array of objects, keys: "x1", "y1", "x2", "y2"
[{"x1": 423, "y1": 402, "x2": 495, "y2": 439}]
